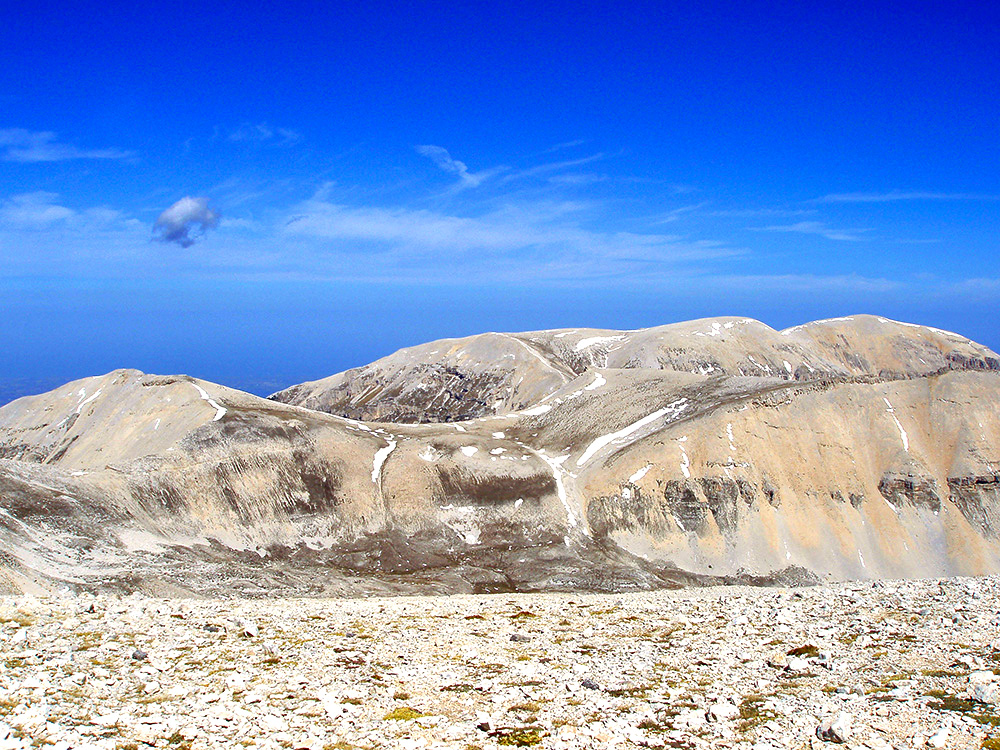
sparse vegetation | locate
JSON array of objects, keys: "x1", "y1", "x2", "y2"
[{"x1": 383, "y1": 706, "x2": 425, "y2": 721}]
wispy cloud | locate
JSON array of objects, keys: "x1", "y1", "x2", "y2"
[
  {"x1": 0, "y1": 192, "x2": 75, "y2": 226},
  {"x1": 813, "y1": 191, "x2": 1000, "y2": 203},
  {"x1": 704, "y1": 208, "x2": 816, "y2": 218},
  {"x1": 0, "y1": 192, "x2": 131, "y2": 231},
  {"x1": 547, "y1": 173, "x2": 607, "y2": 186},
  {"x1": 500, "y1": 153, "x2": 608, "y2": 184},
  {"x1": 227, "y1": 122, "x2": 302, "y2": 147},
  {"x1": 540, "y1": 139, "x2": 587, "y2": 154},
  {"x1": 648, "y1": 203, "x2": 710, "y2": 225},
  {"x1": 281, "y1": 193, "x2": 738, "y2": 280},
  {"x1": 415, "y1": 145, "x2": 503, "y2": 188},
  {"x1": 0, "y1": 128, "x2": 134, "y2": 162},
  {"x1": 153, "y1": 197, "x2": 219, "y2": 247},
  {"x1": 710, "y1": 273, "x2": 898, "y2": 293},
  {"x1": 751, "y1": 221, "x2": 869, "y2": 241}
]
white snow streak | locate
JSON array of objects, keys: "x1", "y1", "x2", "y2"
[
  {"x1": 492, "y1": 431, "x2": 506, "y2": 438},
  {"x1": 575, "y1": 335, "x2": 625, "y2": 352},
  {"x1": 576, "y1": 398, "x2": 688, "y2": 467},
  {"x1": 371, "y1": 439, "x2": 397, "y2": 484},
  {"x1": 628, "y1": 464, "x2": 652, "y2": 484},
  {"x1": 882, "y1": 397, "x2": 909, "y2": 451},
  {"x1": 584, "y1": 373, "x2": 606, "y2": 390},
  {"x1": 75, "y1": 389, "x2": 102, "y2": 414},
  {"x1": 520, "y1": 404, "x2": 552, "y2": 416},
  {"x1": 678, "y1": 440, "x2": 691, "y2": 478},
  {"x1": 192, "y1": 384, "x2": 226, "y2": 421},
  {"x1": 535, "y1": 450, "x2": 576, "y2": 528}
]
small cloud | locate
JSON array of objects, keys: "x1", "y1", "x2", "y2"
[
  {"x1": 415, "y1": 145, "x2": 502, "y2": 187},
  {"x1": 704, "y1": 208, "x2": 816, "y2": 218},
  {"x1": 0, "y1": 128, "x2": 134, "y2": 162},
  {"x1": 0, "y1": 192, "x2": 75, "y2": 225},
  {"x1": 813, "y1": 191, "x2": 1000, "y2": 203},
  {"x1": 500, "y1": 153, "x2": 607, "y2": 183},
  {"x1": 751, "y1": 221, "x2": 868, "y2": 242},
  {"x1": 711, "y1": 273, "x2": 897, "y2": 293},
  {"x1": 547, "y1": 173, "x2": 607, "y2": 186},
  {"x1": 227, "y1": 122, "x2": 302, "y2": 147},
  {"x1": 153, "y1": 197, "x2": 219, "y2": 247},
  {"x1": 540, "y1": 139, "x2": 587, "y2": 154}
]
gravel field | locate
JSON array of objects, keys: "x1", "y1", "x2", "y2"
[{"x1": 1, "y1": 577, "x2": 999, "y2": 750}]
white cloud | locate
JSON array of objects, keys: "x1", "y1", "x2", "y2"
[
  {"x1": 0, "y1": 192, "x2": 75, "y2": 226},
  {"x1": 814, "y1": 191, "x2": 1000, "y2": 203},
  {"x1": 0, "y1": 128, "x2": 134, "y2": 162},
  {"x1": 415, "y1": 145, "x2": 502, "y2": 187},
  {"x1": 500, "y1": 153, "x2": 607, "y2": 183},
  {"x1": 539, "y1": 139, "x2": 587, "y2": 154},
  {"x1": 710, "y1": 273, "x2": 898, "y2": 293},
  {"x1": 281, "y1": 196, "x2": 738, "y2": 278},
  {"x1": 751, "y1": 221, "x2": 868, "y2": 242},
  {"x1": 153, "y1": 197, "x2": 220, "y2": 247},
  {"x1": 227, "y1": 122, "x2": 302, "y2": 147}
]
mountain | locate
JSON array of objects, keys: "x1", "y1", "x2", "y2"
[
  {"x1": 269, "y1": 315, "x2": 1000, "y2": 422},
  {"x1": 1, "y1": 315, "x2": 999, "y2": 595}
]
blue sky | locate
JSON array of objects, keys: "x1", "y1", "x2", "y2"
[{"x1": 1, "y1": 0, "x2": 998, "y2": 397}]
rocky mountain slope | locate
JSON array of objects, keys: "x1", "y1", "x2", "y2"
[
  {"x1": 0, "y1": 315, "x2": 999, "y2": 595},
  {"x1": 2, "y1": 579, "x2": 997, "y2": 750},
  {"x1": 270, "y1": 315, "x2": 1000, "y2": 422}
]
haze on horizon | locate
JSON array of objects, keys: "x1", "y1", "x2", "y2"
[{"x1": 1, "y1": 1, "x2": 998, "y2": 403}]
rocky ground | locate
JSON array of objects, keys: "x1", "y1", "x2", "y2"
[{"x1": 1, "y1": 578, "x2": 998, "y2": 750}]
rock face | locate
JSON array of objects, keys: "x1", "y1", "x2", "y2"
[{"x1": 1, "y1": 315, "x2": 1000, "y2": 595}]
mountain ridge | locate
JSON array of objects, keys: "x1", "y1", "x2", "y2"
[{"x1": 1, "y1": 314, "x2": 998, "y2": 595}]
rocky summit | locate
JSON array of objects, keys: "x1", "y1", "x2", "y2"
[
  {"x1": 0, "y1": 314, "x2": 999, "y2": 595},
  {"x1": 0, "y1": 578, "x2": 998, "y2": 749}
]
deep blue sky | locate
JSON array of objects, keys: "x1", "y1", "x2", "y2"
[{"x1": 2, "y1": 0, "x2": 998, "y2": 399}]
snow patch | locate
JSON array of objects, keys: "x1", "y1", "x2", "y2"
[
  {"x1": 371, "y1": 438, "x2": 397, "y2": 483},
  {"x1": 460, "y1": 446, "x2": 478, "y2": 457},
  {"x1": 492, "y1": 431, "x2": 506, "y2": 439},
  {"x1": 575, "y1": 335, "x2": 625, "y2": 352},
  {"x1": 576, "y1": 398, "x2": 688, "y2": 467},
  {"x1": 417, "y1": 446, "x2": 440, "y2": 462},
  {"x1": 783, "y1": 360, "x2": 793, "y2": 374},
  {"x1": 678, "y1": 440, "x2": 691, "y2": 478},
  {"x1": 882, "y1": 397, "x2": 909, "y2": 451},
  {"x1": 192, "y1": 384, "x2": 226, "y2": 421},
  {"x1": 520, "y1": 404, "x2": 552, "y2": 417},
  {"x1": 584, "y1": 373, "x2": 606, "y2": 391},
  {"x1": 75, "y1": 389, "x2": 102, "y2": 414},
  {"x1": 628, "y1": 464, "x2": 652, "y2": 484}
]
